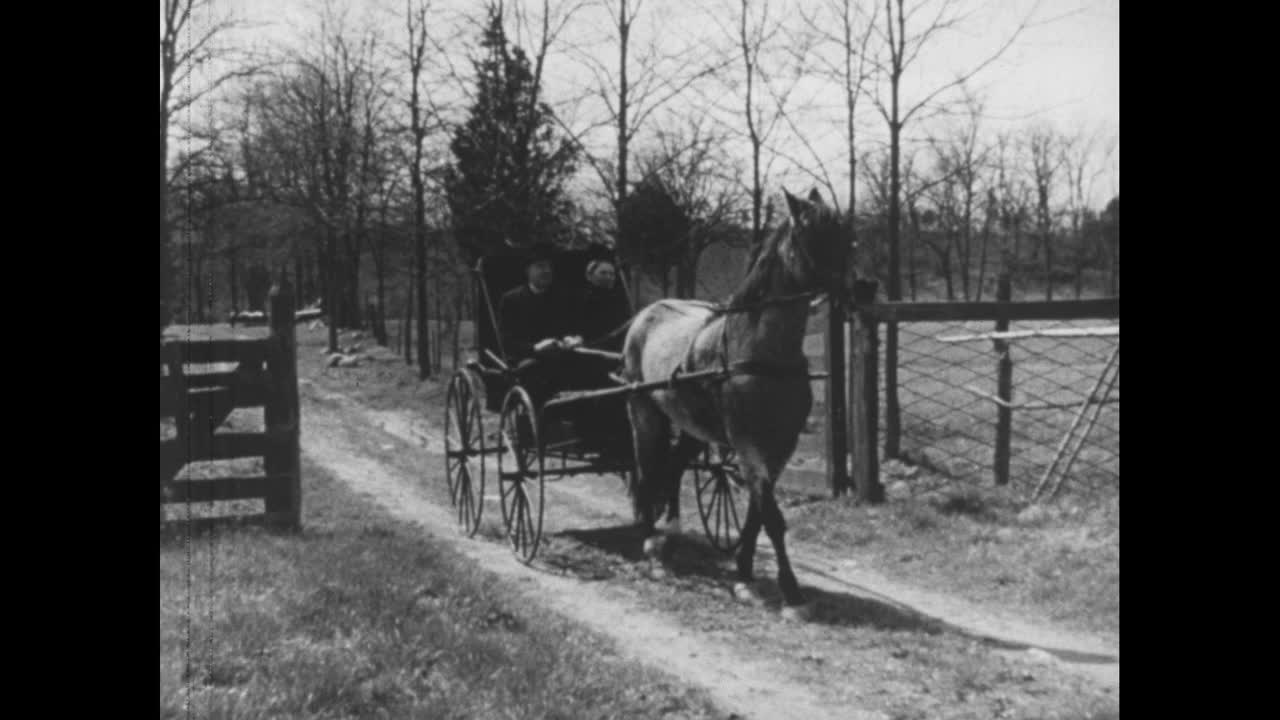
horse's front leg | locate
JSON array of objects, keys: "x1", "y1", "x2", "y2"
[
  {"x1": 728, "y1": 454, "x2": 768, "y2": 606},
  {"x1": 760, "y1": 484, "x2": 812, "y2": 621},
  {"x1": 731, "y1": 492, "x2": 765, "y2": 606}
]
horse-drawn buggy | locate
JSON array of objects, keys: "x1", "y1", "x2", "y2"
[
  {"x1": 443, "y1": 189, "x2": 853, "y2": 620},
  {"x1": 443, "y1": 243, "x2": 749, "y2": 563}
]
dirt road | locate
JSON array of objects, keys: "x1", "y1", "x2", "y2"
[{"x1": 295, "y1": 371, "x2": 1117, "y2": 720}]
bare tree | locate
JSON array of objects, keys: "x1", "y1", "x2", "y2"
[
  {"x1": 161, "y1": 0, "x2": 258, "y2": 325},
  {"x1": 724, "y1": 0, "x2": 803, "y2": 247},
  {"x1": 794, "y1": 0, "x2": 879, "y2": 222},
  {"x1": 990, "y1": 129, "x2": 1034, "y2": 278},
  {"x1": 1060, "y1": 126, "x2": 1116, "y2": 297},
  {"x1": 563, "y1": 0, "x2": 727, "y2": 301},
  {"x1": 1026, "y1": 124, "x2": 1063, "y2": 300},
  {"x1": 869, "y1": 0, "x2": 1040, "y2": 456},
  {"x1": 233, "y1": 6, "x2": 387, "y2": 352},
  {"x1": 925, "y1": 89, "x2": 989, "y2": 299},
  {"x1": 405, "y1": 0, "x2": 437, "y2": 378},
  {"x1": 634, "y1": 118, "x2": 749, "y2": 297},
  {"x1": 861, "y1": 145, "x2": 945, "y2": 299}
]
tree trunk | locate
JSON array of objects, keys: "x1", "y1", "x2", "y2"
[
  {"x1": 346, "y1": 238, "x2": 363, "y2": 328},
  {"x1": 453, "y1": 283, "x2": 463, "y2": 371},
  {"x1": 404, "y1": 265, "x2": 415, "y2": 364},
  {"x1": 418, "y1": 241, "x2": 430, "y2": 378},
  {"x1": 228, "y1": 250, "x2": 239, "y2": 317},
  {"x1": 193, "y1": 257, "x2": 206, "y2": 324},
  {"x1": 375, "y1": 249, "x2": 388, "y2": 346},
  {"x1": 940, "y1": 241, "x2": 955, "y2": 301},
  {"x1": 687, "y1": 246, "x2": 700, "y2": 299},
  {"x1": 294, "y1": 252, "x2": 303, "y2": 309},
  {"x1": 160, "y1": 113, "x2": 171, "y2": 330},
  {"x1": 907, "y1": 207, "x2": 919, "y2": 301},
  {"x1": 1109, "y1": 245, "x2": 1118, "y2": 295},
  {"x1": 1044, "y1": 234, "x2": 1053, "y2": 301},
  {"x1": 975, "y1": 219, "x2": 991, "y2": 301},
  {"x1": 434, "y1": 275, "x2": 444, "y2": 371},
  {"x1": 326, "y1": 229, "x2": 339, "y2": 353},
  {"x1": 959, "y1": 207, "x2": 973, "y2": 300}
]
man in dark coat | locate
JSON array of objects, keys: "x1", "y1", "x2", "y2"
[
  {"x1": 498, "y1": 245, "x2": 569, "y2": 408},
  {"x1": 499, "y1": 245, "x2": 565, "y2": 363}
]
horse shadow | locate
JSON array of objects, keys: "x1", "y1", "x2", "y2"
[{"x1": 552, "y1": 523, "x2": 945, "y2": 635}]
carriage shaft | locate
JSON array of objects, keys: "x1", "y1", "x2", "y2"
[{"x1": 543, "y1": 368, "x2": 730, "y2": 407}]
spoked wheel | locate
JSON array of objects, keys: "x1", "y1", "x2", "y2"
[
  {"x1": 693, "y1": 445, "x2": 749, "y2": 554},
  {"x1": 497, "y1": 387, "x2": 545, "y2": 563},
  {"x1": 444, "y1": 371, "x2": 485, "y2": 536}
]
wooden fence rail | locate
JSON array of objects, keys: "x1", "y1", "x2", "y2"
[{"x1": 160, "y1": 282, "x2": 302, "y2": 530}]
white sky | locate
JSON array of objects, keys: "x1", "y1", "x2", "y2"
[{"x1": 184, "y1": 0, "x2": 1119, "y2": 210}]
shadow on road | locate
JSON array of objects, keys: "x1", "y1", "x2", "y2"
[{"x1": 546, "y1": 523, "x2": 950, "y2": 636}]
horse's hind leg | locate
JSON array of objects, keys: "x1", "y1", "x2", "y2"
[
  {"x1": 760, "y1": 483, "x2": 812, "y2": 621},
  {"x1": 660, "y1": 433, "x2": 704, "y2": 535},
  {"x1": 627, "y1": 392, "x2": 670, "y2": 562}
]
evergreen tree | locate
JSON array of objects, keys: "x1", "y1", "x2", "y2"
[
  {"x1": 616, "y1": 175, "x2": 690, "y2": 295},
  {"x1": 445, "y1": 4, "x2": 577, "y2": 261}
]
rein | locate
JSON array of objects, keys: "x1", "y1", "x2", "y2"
[{"x1": 708, "y1": 290, "x2": 824, "y2": 317}]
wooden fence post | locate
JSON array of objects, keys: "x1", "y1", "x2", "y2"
[
  {"x1": 994, "y1": 272, "x2": 1013, "y2": 486},
  {"x1": 825, "y1": 297, "x2": 850, "y2": 497},
  {"x1": 850, "y1": 279, "x2": 884, "y2": 503},
  {"x1": 884, "y1": 322, "x2": 901, "y2": 459},
  {"x1": 264, "y1": 280, "x2": 302, "y2": 530},
  {"x1": 160, "y1": 341, "x2": 188, "y2": 523}
]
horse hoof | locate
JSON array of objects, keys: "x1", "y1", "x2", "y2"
[
  {"x1": 648, "y1": 562, "x2": 670, "y2": 580},
  {"x1": 732, "y1": 582, "x2": 765, "y2": 606},
  {"x1": 643, "y1": 535, "x2": 667, "y2": 559},
  {"x1": 780, "y1": 602, "x2": 816, "y2": 623}
]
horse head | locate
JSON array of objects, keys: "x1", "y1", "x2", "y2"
[{"x1": 782, "y1": 188, "x2": 856, "y2": 304}]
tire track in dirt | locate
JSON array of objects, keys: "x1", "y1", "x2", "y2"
[
  {"x1": 300, "y1": 381, "x2": 887, "y2": 720},
  {"x1": 319, "y1": 380, "x2": 1119, "y2": 694}
]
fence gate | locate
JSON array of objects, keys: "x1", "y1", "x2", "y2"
[{"x1": 160, "y1": 284, "x2": 302, "y2": 530}]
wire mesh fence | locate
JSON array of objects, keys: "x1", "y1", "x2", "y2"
[{"x1": 885, "y1": 318, "x2": 1119, "y2": 498}]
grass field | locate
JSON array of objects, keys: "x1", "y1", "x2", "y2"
[{"x1": 159, "y1": 445, "x2": 723, "y2": 719}]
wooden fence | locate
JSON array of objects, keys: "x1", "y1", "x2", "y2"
[
  {"x1": 840, "y1": 276, "x2": 1120, "y2": 500},
  {"x1": 160, "y1": 283, "x2": 302, "y2": 530}
]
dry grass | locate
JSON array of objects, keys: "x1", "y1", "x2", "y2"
[
  {"x1": 787, "y1": 483, "x2": 1120, "y2": 639},
  {"x1": 159, "y1": 453, "x2": 724, "y2": 720}
]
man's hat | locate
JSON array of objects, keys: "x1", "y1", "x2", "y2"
[
  {"x1": 517, "y1": 241, "x2": 556, "y2": 267},
  {"x1": 583, "y1": 242, "x2": 616, "y2": 264}
]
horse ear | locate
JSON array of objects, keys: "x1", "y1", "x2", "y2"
[
  {"x1": 784, "y1": 189, "x2": 807, "y2": 220},
  {"x1": 808, "y1": 188, "x2": 824, "y2": 205}
]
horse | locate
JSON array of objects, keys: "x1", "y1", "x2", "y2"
[{"x1": 620, "y1": 188, "x2": 854, "y2": 621}]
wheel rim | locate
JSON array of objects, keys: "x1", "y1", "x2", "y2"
[
  {"x1": 498, "y1": 388, "x2": 544, "y2": 563},
  {"x1": 445, "y1": 374, "x2": 485, "y2": 536},
  {"x1": 694, "y1": 446, "x2": 747, "y2": 553}
]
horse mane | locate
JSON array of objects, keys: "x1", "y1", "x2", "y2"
[{"x1": 725, "y1": 219, "x2": 790, "y2": 308}]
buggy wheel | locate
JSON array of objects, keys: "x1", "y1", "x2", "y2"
[
  {"x1": 693, "y1": 446, "x2": 748, "y2": 554},
  {"x1": 497, "y1": 387, "x2": 545, "y2": 563},
  {"x1": 444, "y1": 371, "x2": 485, "y2": 536}
]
